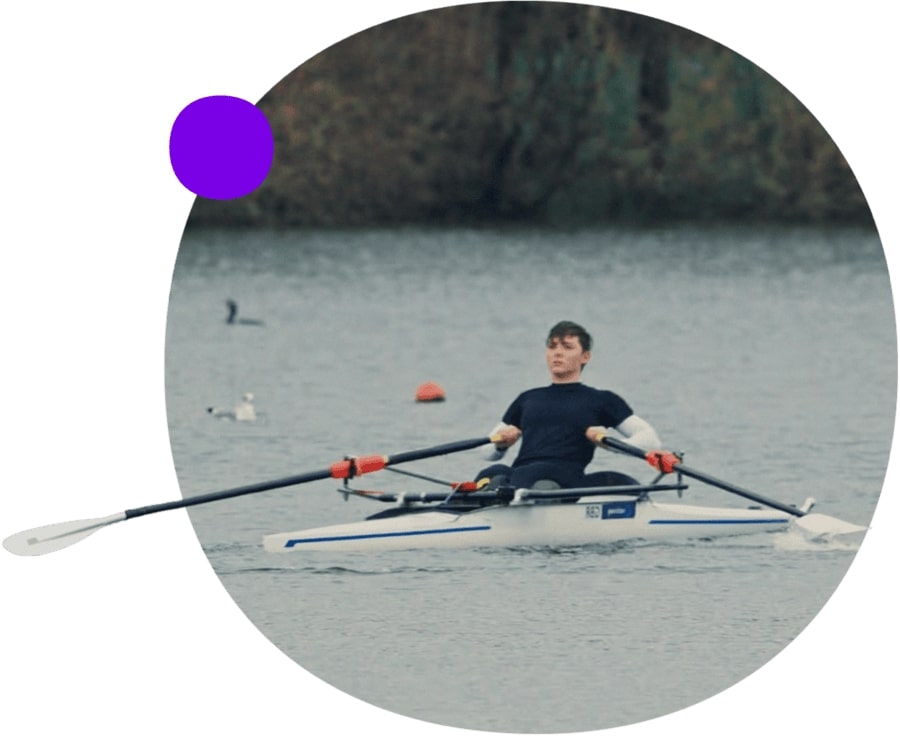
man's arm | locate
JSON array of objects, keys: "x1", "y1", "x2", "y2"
[
  {"x1": 588, "y1": 416, "x2": 683, "y2": 473},
  {"x1": 586, "y1": 414, "x2": 662, "y2": 451}
]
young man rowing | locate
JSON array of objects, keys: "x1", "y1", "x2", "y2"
[{"x1": 476, "y1": 321, "x2": 679, "y2": 490}]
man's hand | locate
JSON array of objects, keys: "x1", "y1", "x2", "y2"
[
  {"x1": 645, "y1": 450, "x2": 681, "y2": 474},
  {"x1": 585, "y1": 426, "x2": 608, "y2": 444},
  {"x1": 494, "y1": 425, "x2": 522, "y2": 449}
]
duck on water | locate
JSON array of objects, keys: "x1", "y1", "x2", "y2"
[{"x1": 226, "y1": 299, "x2": 264, "y2": 326}]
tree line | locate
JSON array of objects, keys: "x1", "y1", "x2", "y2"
[{"x1": 188, "y1": 2, "x2": 873, "y2": 229}]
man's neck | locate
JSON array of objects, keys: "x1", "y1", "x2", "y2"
[{"x1": 551, "y1": 376, "x2": 582, "y2": 385}]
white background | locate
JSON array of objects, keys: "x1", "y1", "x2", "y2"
[{"x1": 2, "y1": 2, "x2": 897, "y2": 734}]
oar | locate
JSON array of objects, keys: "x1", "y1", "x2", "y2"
[
  {"x1": 600, "y1": 436, "x2": 868, "y2": 537},
  {"x1": 3, "y1": 435, "x2": 499, "y2": 557}
]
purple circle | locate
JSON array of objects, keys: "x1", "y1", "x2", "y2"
[{"x1": 169, "y1": 95, "x2": 274, "y2": 200}]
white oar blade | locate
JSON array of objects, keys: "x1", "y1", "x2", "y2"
[
  {"x1": 3, "y1": 513, "x2": 126, "y2": 557},
  {"x1": 795, "y1": 513, "x2": 868, "y2": 539}
]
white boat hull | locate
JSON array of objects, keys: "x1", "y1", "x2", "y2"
[{"x1": 263, "y1": 495, "x2": 793, "y2": 552}]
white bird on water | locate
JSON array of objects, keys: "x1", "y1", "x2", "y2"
[{"x1": 207, "y1": 392, "x2": 257, "y2": 422}]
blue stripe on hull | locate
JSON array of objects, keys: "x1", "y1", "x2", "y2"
[
  {"x1": 648, "y1": 518, "x2": 789, "y2": 525},
  {"x1": 283, "y1": 524, "x2": 492, "y2": 548}
]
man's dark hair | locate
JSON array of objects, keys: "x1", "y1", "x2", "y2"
[{"x1": 546, "y1": 321, "x2": 592, "y2": 352}]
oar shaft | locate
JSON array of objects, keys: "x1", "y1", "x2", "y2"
[
  {"x1": 669, "y1": 463, "x2": 803, "y2": 517},
  {"x1": 124, "y1": 468, "x2": 334, "y2": 519},
  {"x1": 386, "y1": 436, "x2": 497, "y2": 465},
  {"x1": 123, "y1": 436, "x2": 496, "y2": 520},
  {"x1": 600, "y1": 436, "x2": 805, "y2": 518}
]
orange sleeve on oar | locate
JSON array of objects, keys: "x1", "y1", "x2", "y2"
[
  {"x1": 450, "y1": 478, "x2": 491, "y2": 492},
  {"x1": 450, "y1": 481, "x2": 478, "y2": 491},
  {"x1": 330, "y1": 455, "x2": 389, "y2": 479},
  {"x1": 645, "y1": 450, "x2": 681, "y2": 474}
]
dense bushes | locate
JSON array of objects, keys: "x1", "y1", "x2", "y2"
[{"x1": 188, "y1": 3, "x2": 871, "y2": 228}]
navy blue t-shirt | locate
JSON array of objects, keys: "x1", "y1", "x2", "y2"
[{"x1": 502, "y1": 383, "x2": 633, "y2": 470}]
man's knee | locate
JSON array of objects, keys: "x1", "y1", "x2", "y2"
[{"x1": 475, "y1": 464, "x2": 512, "y2": 488}]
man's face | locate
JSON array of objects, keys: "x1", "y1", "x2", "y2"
[{"x1": 545, "y1": 334, "x2": 591, "y2": 382}]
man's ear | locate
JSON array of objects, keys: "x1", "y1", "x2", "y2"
[{"x1": 581, "y1": 350, "x2": 592, "y2": 368}]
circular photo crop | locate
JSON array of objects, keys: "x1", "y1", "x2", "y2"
[{"x1": 164, "y1": 3, "x2": 894, "y2": 733}]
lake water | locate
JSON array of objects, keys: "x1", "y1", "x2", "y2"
[{"x1": 165, "y1": 224, "x2": 894, "y2": 733}]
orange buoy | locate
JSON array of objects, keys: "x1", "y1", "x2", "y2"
[{"x1": 415, "y1": 381, "x2": 446, "y2": 402}]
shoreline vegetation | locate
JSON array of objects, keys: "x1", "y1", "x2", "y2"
[{"x1": 188, "y1": 4, "x2": 873, "y2": 230}]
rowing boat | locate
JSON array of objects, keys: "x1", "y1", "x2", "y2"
[
  {"x1": 259, "y1": 435, "x2": 869, "y2": 554},
  {"x1": 3, "y1": 434, "x2": 866, "y2": 558},
  {"x1": 262, "y1": 480, "x2": 810, "y2": 553}
]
